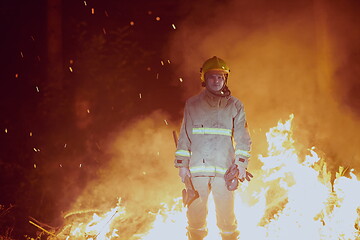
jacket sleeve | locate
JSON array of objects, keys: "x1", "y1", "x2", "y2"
[
  {"x1": 174, "y1": 102, "x2": 192, "y2": 168},
  {"x1": 233, "y1": 101, "x2": 252, "y2": 168}
]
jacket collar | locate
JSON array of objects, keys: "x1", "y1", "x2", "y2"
[{"x1": 202, "y1": 89, "x2": 229, "y2": 108}]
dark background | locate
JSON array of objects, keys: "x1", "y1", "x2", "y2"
[{"x1": 1, "y1": 0, "x2": 186, "y2": 237}]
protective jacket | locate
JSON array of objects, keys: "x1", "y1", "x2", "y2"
[{"x1": 174, "y1": 89, "x2": 251, "y2": 177}]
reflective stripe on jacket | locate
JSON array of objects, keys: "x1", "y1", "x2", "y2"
[{"x1": 174, "y1": 89, "x2": 252, "y2": 177}]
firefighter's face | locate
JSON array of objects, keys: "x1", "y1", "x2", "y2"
[{"x1": 205, "y1": 71, "x2": 226, "y2": 92}]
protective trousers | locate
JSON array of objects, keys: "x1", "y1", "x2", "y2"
[{"x1": 187, "y1": 177, "x2": 239, "y2": 240}]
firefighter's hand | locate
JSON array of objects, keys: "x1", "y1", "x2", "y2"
[{"x1": 179, "y1": 167, "x2": 191, "y2": 183}]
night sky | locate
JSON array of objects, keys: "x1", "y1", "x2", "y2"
[{"x1": 1, "y1": 0, "x2": 360, "y2": 239}]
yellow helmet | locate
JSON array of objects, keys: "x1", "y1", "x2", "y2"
[{"x1": 200, "y1": 56, "x2": 230, "y2": 83}]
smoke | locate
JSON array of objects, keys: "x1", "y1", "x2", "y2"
[
  {"x1": 60, "y1": 0, "x2": 360, "y2": 232},
  {"x1": 168, "y1": 0, "x2": 360, "y2": 170},
  {"x1": 69, "y1": 110, "x2": 181, "y2": 218}
]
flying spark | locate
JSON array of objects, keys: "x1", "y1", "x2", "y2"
[
  {"x1": 179, "y1": 78, "x2": 183, "y2": 82},
  {"x1": 91, "y1": 8, "x2": 95, "y2": 14},
  {"x1": 156, "y1": 17, "x2": 160, "y2": 21},
  {"x1": 139, "y1": 93, "x2": 142, "y2": 99},
  {"x1": 164, "y1": 119, "x2": 168, "y2": 125},
  {"x1": 20, "y1": 51, "x2": 24, "y2": 58},
  {"x1": 5, "y1": 128, "x2": 8, "y2": 133},
  {"x1": 69, "y1": 67, "x2": 73, "y2": 72},
  {"x1": 15, "y1": 73, "x2": 18, "y2": 78},
  {"x1": 29, "y1": 132, "x2": 32, "y2": 136},
  {"x1": 172, "y1": 24, "x2": 176, "y2": 29},
  {"x1": 83, "y1": 0, "x2": 87, "y2": 6},
  {"x1": 36, "y1": 86, "x2": 40, "y2": 92},
  {"x1": 167, "y1": 60, "x2": 171, "y2": 64},
  {"x1": 33, "y1": 164, "x2": 36, "y2": 168},
  {"x1": 160, "y1": 60, "x2": 164, "y2": 66},
  {"x1": 130, "y1": 21, "x2": 135, "y2": 26}
]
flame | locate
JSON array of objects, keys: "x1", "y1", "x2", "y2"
[
  {"x1": 54, "y1": 115, "x2": 359, "y2": 240},
  {"x1": 57, "y1": 200, "x2": 125, "y2": 240}
]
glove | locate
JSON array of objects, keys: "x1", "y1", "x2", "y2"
[
  {"x1": 238, "y1": 166, "x2": 253, "y2": 182},
  {"x1": 179, "y1": 167, "x2": 191, "y2": 183},
  {"x1": 224, "y1": 164, "x2": 254, "y2": 191}
]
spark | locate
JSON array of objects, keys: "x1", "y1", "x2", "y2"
[
  {"x1": 64, "y1": 144, "x2": 67, "y2": 148},
  {"x1": 83, "y1": 0, "x2": 87, "y2": 6},
  {"x1": 33, "y1": 164, "x2": 36, "y2": 168},
  {"x1": 60, "y1": 164, "x2": 62, "y2": 168},
  {"x1": 87, "y1": 109, "x2": 90, "y2": 113},
  {"x1": 91, "y1": 8, "x2": 95, "y2": 14},
  {"x1": 156, "y1": 16, "x2": 160, "y2": 21},
  {"x1": 20, "y1": 51, "x2": 24, "y2": 58},
  {"x1": 164, "y1": 119, "x2": 168, "y2": 125},
  {"x1": 172, "y1": 24, "x2": 176, "y2": 29},
  {"x1": 139, "y1": 93, "x2": 142, "y2": 99},
  {"x1": 36, "y1": 86, "x2": 40, "y2": 92},
  {"x1": 179, "y1": 77, "x2": 183, "y2": 82},
  {"x1": 15, "y1": 73, "x2": 19, "y2": 78},
  {"x1": 5, "y1": 128, "x2": 8, "y2": 133},
  {"x1": 142, "y1": 171, "x2": 147, "y2": 175},
  {"x1": 160, "y1": 60, "x2": 164, "y2": 66},
  {"x1": 167, "y1": 60, "x2": 171, "y2": 64},
  {"x1": 33, "y1": 148, "x2": 38, "y2": 152},
  {"x1": 69, "y1": 67, "x2": 73, "y2": 72},
  {"x1": 79, "y1": 163, "x2": 82, "y2": 168},
  {"x1": 130, "y1": 21, "x2": 135, "y2": 26},
  {"x1": 102, "y1": 28, "x2": 106, "y2": 35},
  {"x1": 156, "y1": 73, "x2": 159, "y2": 79},
  {"x1": 29, "y1": 132, "x2": 32, "y2": 136}
]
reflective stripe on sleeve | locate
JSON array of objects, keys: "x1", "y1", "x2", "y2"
[
  {"x1": 175, "y1": 149, "x2": 191, "y2": 157},
  {"x1": 235, "y1": 149, "x2": 251, "y2": 158},
  {"x1": 189, "y1": 165, "x2": 228, "y2": 175},
  {"x1": 192, "y1": 127, "x2": 232, "y2": 136}
]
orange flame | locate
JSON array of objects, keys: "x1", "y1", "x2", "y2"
[{"x1": 54, "y1": 115, "x2": 359, "y2": 240}]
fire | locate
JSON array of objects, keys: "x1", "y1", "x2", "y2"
[
  {"x1": 55, "y1": 200, "x2": 125, "y2": 240},
  {"x1": 52, "y1": 115, "x2": 359, "y2": 240}
]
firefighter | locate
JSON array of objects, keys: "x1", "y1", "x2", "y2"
[{"x1": 174, "y1": 56, "x2": 252, "y2": 240}]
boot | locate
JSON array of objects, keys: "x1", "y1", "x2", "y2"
[
  {"x1": 187, "y1": 228, "x2": 207, "y2": 240},
  {"x1": 221, "y1": 230, "x2": 239, "y2": 240}
]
